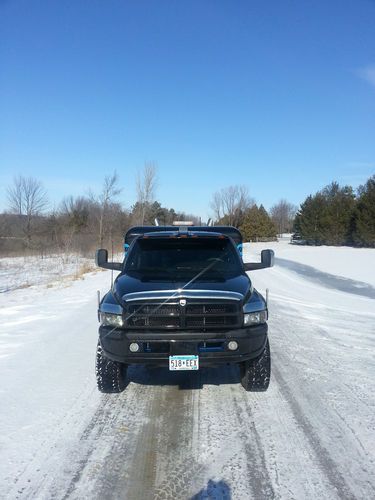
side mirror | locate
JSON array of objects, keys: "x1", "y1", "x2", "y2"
[
  {"x1": 260, "y1": 249, "x2": 274, "y2": 267},
  {"x1": 244, "y1": 249, "x2": 274, "y2": 271},
  {"x1": 95, "y1": 249, "x2": 122, "y2": 271}
]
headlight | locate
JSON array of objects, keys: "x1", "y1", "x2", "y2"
[
  {"x1": 244, "y1": 310, "x2": 267, "y2": 325},
  {"x1": 100, "y1": 312, "x2": 124, "y2": 327}
]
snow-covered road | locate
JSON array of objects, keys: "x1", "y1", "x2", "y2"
[{"x1": 1, "y1": 243, "x2": 374, "y2": 499}]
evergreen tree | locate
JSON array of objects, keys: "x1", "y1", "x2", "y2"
[
  {"x1": 295, "y1": 182, "x2": 355, "y2": 245},
  {"x1": 352, "y1": 175, "x2": 375, "y2": 247},
  {"x1": 319, "y1": 182, "x2": 355, "y2": 245},
  {"x1": 294, "y1": 193, "x2": 326, "y2": 244},
  {"x1": 240, "y1": 205, "x2": 277, "y2": 241}
]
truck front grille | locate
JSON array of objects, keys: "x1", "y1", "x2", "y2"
[
  {"x1": 186, "y1": 316, "x2": 238, "y2": 327},
  {"x1": 125, "y1": 300, "x2": 241, "y2": 330},
  {"x1": 128, "y1": 316, "x2": 180, "y2": 328},
  {"x1": 128, "y1": 304, "x2": 180, "y2": 316}
]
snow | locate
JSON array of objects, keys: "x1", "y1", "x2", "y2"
[
  {"x1": 0, "y1": 254, "x2": 95, "y2": 293},
  {"x1": 244, "y1": 238, "x2": 375, "y2": 287},
  {"x1": 0, "y1": 244, "x2": 374, "y2": 499}
]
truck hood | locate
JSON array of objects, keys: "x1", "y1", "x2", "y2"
[{"x1": 114, "y1": 273, "x2": 252, "y2": 303}]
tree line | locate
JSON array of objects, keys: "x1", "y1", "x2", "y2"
[
  {"x1": 295, "y1": 175, "x2": 375, "y2": 247},
  {"x1": 3, "y1": 165, "x2": 371, "y2": 256},
  {"x1": 0, "y1": 169, "x2": 299, "y2": 256},
  {"x1": 1, "y1": 161, "x2": 299, "y2": 257},
  {"x1": 0, "y1": 164, "x2": 198, "y2": 256},
  {"x1": 210, "y1": 175, "x2": 375, "y2": 247}
]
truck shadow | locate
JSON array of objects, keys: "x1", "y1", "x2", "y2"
[
  {"x1": 276, "y1": 257, "x2": 375, "y2": 299},
  {"x1": 126, "y1": 363, "x2": 241, "y2": 390},
  {"x1": 190, "y1": 479, "x2": 232, "y2": 499}
]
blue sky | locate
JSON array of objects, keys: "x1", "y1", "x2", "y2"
[{"x1": 1, "y1": 0, "x2": 374, "y2": 220}]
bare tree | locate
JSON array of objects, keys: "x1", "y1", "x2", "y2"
[
  {"x1": 7, "y1": 175, "x2": 48, "y2": 245},
  {"x1": 211, "y1": 191, "x2": 223, "y2": 222},
  {"x1": 270, "y1": 199, "x2": 298, "y2": 235},
  {"x1": 135, "y1": 162, "x2": 157, "y2": 225},
  {"x1": 57, "y1": 196, "x2": 90, "y2": 253},
  {"x1": 210, "y1": 185, "x2": 254, "y2": 226},
  {"x1": 95, "y1": 171, "x2": 122, "y2": 247},
  {"x1": 7, "y1": 176, "x2": 23, "y2": 215}
]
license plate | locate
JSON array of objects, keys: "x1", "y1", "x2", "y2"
[{"x1": 169, "y1": 355, "x2": 199, "y2": 371}]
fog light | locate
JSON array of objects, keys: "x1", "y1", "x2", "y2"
[
  {"x1": 129, "y1": 342, "x2": 140, "y2": 353},
  {"x1": 228, "y1": 341, "x2": 238, "y2": 351}
]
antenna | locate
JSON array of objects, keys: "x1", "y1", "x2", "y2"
[
  {"x1": 111, "y1": 239, "x2": 114, "y2": 288},
  {"x1": 97, "y1": 290, "x2": 101, "y2": 321}
]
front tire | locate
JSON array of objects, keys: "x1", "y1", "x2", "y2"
[
  {"x1": 240, "y1": 339, "x2": 271, "y2": 392},
  {"x1": 95, "y1": 341, "x2": 127, "y2": 393}
]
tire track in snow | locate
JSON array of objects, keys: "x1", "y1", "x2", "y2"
[
  {"x1": 273, "y1": 364, "x2": 356, "y2": 499},
  {"x1": 268, "y1": 304, "x2": 375, "y2": 499},
  {"x1": 60, "y1": 393, "x2": 131, "y2": 500},
  {"x1": 151, "y1": 380, "x2": 201, "y2": 500},
  {"x1": 60, "y1": 377, "x2": 157, "y2": 500},
  {"x1": 188, "y1": 366, "x2": 277, "y2": 499},
  {"x1": 11, "y1": 378, "x2": 152, "y2": 500},
  {"x1": 59, "y1": 367, "x2": 204, "y2": 500},
  {"x1": 230, "y1": 388, "x2": 275, "y2": 499},
  {"x1": 5, "y1": 385, "x2": 107, "y2": 500},
  {"x1": 89, "y1": 384, "x2": 161, "y2": 500},
  {"x1": 9, "y1": 361, "x2": 373, "y2": 500}
]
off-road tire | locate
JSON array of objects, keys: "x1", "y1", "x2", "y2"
[
  {"x1": 95, "y1": 341, "x2": 127, "y2": 393},
  {"x1": 240, "y1": 339, "x2": 271, "y2": 392}
]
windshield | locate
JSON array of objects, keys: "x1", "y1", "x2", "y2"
[{"x1": 125, "y1": 237, "x2": 243, "y2": 281}]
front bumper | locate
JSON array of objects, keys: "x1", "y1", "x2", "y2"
[{"x1": 99, "y1": 324, "x2": 268, "y2": 366}]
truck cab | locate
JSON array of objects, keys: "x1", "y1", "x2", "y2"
[{"x1": 95, "y1": 225, "x2": 274, "y2": 392}]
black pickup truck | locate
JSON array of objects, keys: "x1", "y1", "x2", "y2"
[{"x1": 95, "y1": 225, "x2": 274, "y2": 392}]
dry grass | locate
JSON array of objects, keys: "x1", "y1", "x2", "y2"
[
  {"x1": 18, "y1": 282, "x2": 31, "y2": 289},
  {"x1": 73, "y1": 262, "x2": 96, "y2": 280},
  {"x1": 44, "y1": 262, "x2": 97, "y2": 289}
]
